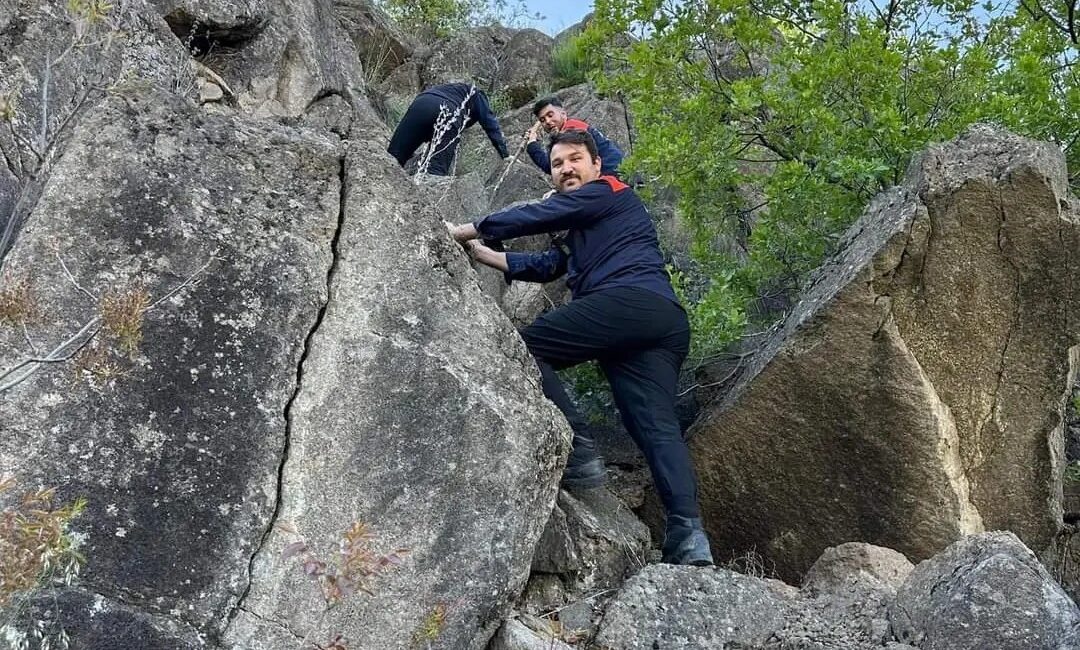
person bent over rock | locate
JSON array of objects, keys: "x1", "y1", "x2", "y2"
[
  {"x1": 525, "y1": 96, "x2": 624, "y2": 178},
  {"x1": 447, "y1": 130, "x2": 712, "y2": 566},
  {"x1": 388, "y1": 82, "x2": 510, "y2": 176}
]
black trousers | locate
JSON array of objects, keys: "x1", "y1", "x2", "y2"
[
  {"x1": 387, "y1": 93, "x2": 464, "y2": 176},
  {"x1": 521, "y1": 286, "x2": 701, "y2": 519}
]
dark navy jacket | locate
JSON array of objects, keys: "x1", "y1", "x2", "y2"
[
  {"x1": 473, "y1": 176, "x2": 678, "y2": 303},
  {"x1": 422, "y1": 83, "x2": 509, "y2": 158},
  {"x1": 526, "y1": 119, "x2": 624, "y2": 177}
]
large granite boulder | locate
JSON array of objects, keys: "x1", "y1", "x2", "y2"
[
  {"x1": 223, "y1": 133, "x2": 571, "y2": 650},
  {"x1": 889, "y1": 532, "x2": 1080, "y2": 649},
  {"x1": 1, "y1": 69, "x2": 570, "y2": 650},
  {"x1": 0, "y1": 88, "x2": 342, "y2": 643},
  {"x1": 690, "y1": 125, "x2": 1080, "y2": 579},
  {"x1": 0, "y1": 0, "x2": 191, "y2": 255},
  {"x1": 422, "y1": 25, "x2": 555, "y2": 110}
]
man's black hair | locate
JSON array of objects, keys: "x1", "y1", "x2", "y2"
[
  {"x1": 547, "y1": 129, "x2": 599, "y2": 162},
  {"x1": 532, "y1": 96, "x2": 563, "y2": 117}
]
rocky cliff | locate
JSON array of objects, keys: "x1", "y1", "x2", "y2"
[{"x1": 2, "y1": 2, "x2": 1079, "y2": 649}]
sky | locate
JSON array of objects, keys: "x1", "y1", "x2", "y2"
[{"x1": 522, "y1": 0, "x2": 594, "y2": 35}]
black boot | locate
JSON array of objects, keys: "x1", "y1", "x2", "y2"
[
  {"x1": 560, "y1": 432, "x2": 606, "y2": 491},
  {"x1": 661, "y1": 515, "x2": 714, "y2": 566}
]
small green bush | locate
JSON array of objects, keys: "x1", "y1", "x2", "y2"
[
  {"x1": 551, "y1": 36, "x2": 590, "y2": 88},
  {"x1": 378, "y1": 0, "x2": 478, "y2": 38}
]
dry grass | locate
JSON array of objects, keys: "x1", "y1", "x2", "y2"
[
  {"x1": 72, "y1": 342, "x2": 130, "y2": 387},
  {"x1": 0, "y1": 272, "x2": 40, "y2": 327},
  {"x1": 722, "y1": 547, "x2": 776, "y2": 579},
  {"x1": 412, "y1": 602, "x2": 451, "y2": 647},
  {"x1": 0, "y1": 478, "x2": 85, "y2": 608},
  {"x1": 100, "y1": 284, "x2": 150, "y2": 357}
]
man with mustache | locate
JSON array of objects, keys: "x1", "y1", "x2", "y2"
[
  {"x1": 525, "y1": 97, "x2": 624, "y2": 178},
  {"x1": 447, "y1": 130, "x2": 713, "y2": 566}
]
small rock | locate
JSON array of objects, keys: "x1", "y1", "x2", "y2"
[
  {"x1": 490, "y1": 619, "x2": 573, "y2": 650},
  {"x1": 557, "y1": 599, "x2": 594, "y2": 636},
  {"x1": 198, "y1": 79, "x2": 224, "y2": 103}
]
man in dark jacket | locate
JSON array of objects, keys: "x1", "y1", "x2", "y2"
[
  {"x1": 525, "y1": 96, "x2": 624, "y2": 177},
  {"x1": 447, "y1": 130, "x2": 712, "y2": 566},
  {"x1": 388, "y1": 82, "x2": 510, "y2": 176}
]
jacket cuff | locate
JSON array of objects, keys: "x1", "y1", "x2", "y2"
[{"x1": 504, "y1": 252, "x2": 530, "y2": 285}]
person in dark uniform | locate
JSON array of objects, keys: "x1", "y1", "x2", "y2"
[
  {"x1": 387, "y1": 82, "x2": 510, "y2": 176},
  {"x1": 446, "y1": 130, "x2": 713, "y2": 566}
]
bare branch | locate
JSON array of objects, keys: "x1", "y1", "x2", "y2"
[
  {"x1": 0, "y1": 317, "x2": 100, "y2": 391},
  {"x1": 1020, "y1": 0, "x2": 1072, "y2": 38},
  {"x1": 21, "y1": 322, "x2": 38, "y2": 356},
  {"x1": 146, "y1": 254, "x2": 217, "y2": 310},
  {"x1": 55, "y1": 251, "x2": 97, "y2": 302},
  {"x1": 1068, "y1": 0, "x2": 1078, "y2": 44},
  {"x1": 37, "y1": 54, "x2": 50, "y2": 155},
  {"x1": 0, "y1": 255, "x2": 217, "y2": 393}
]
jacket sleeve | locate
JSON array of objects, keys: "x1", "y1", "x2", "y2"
[
  {"x1": 473, "y1": 183, "x2": 611, "y2": 240},
  {"x1": 471, "y1": 92, "x2": 510, "y2": 158},
  {"x1": 526, "y1": 141, "x2": 551, "y2": 173},
  {"x1": 504, "y1": 246, "x2": 568, "y2": 284},
  {"x1": 588, "y1": 125, "x2": 624, "y2": 172}
]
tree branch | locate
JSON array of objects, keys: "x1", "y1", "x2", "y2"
[
  {"x1": 0, "y1": 255, "x2": 216, "y2": 393},
  {"x1": 55, "y1": 251, "x2": 97, "y2": 302}
]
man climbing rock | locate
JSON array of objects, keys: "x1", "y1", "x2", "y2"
[
  {"x1": 525, "y1": 96, "x2": 624, "y2": 177},
  {"x1": 446, "y1": 131, "x2": 712, "y2": 566},
  {"x1": 388, "y1": 82, "x2": 510, "y2": 176}
]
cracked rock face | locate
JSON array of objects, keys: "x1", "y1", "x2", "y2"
[
  {"x1": 0, "y1": 88, "x2": 342, "y2": 641},
  {"x1": 222, "y1": 137, "x2": 571, "y2": 650},
  {"x1": 691, "y1": 125, "x2": 1080, "y2": 580},
  {"x1": 1, "y1": 9, "x2": 570, "y2": 648}
]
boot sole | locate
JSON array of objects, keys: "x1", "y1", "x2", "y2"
[{"x1": 560, "y1": 473, "x2": 607, "y2": 490}]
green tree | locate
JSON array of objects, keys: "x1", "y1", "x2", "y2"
[
  {"x1": 580, "y1": 0, "x2": 1079, "y2": 362},
  {"x1": 378, "y1": 0, "x2": 542, "y2": 38}
]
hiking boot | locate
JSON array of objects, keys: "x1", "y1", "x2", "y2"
[
  {"x1": 661, "y1": 515, "x2": 714, "y2": 566},
  {"x1": 560, "y1": 456, "x2": 607, "y2": 491}
]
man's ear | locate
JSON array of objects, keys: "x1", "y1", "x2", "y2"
[{"x1": 594, "y1": 156, "x2": 603, "y2": 173}]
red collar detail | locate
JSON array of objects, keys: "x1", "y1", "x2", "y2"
[
  {"x1": 561, "y1": 118, "x2": 590, "y2": 132},
  {"x1": 600, "y1": 175, "x2": 628, "y2": 192}
]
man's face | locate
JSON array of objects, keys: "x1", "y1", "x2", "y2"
[
  {"x1": 550, "y1": 142, "x2": 602, "y2": 193},
  {"x1": 536, "y1": 104, "x2": 567, "y2": 132}
]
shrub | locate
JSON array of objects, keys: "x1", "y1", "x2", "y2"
[
  {"x1": 100, "y1": 284, "x2": 150, "y2": 358},
  {"x1": 0, "y1": 478, "x2": 86, "y2": 647},
  {"x1": 0, "y1": 273, "x2": 39, "y2": 327},
  {"x1": 551, "y1": 36, "x2": 590, "y2": 88}
]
